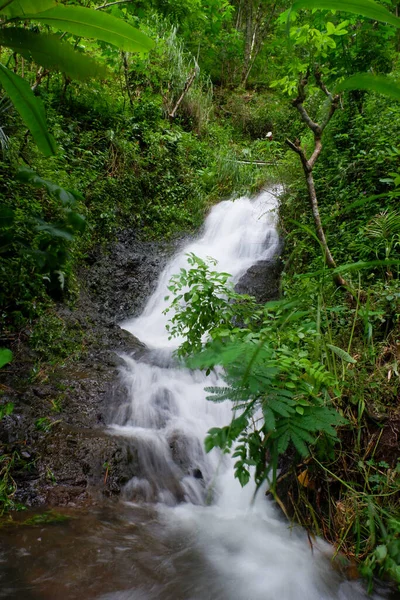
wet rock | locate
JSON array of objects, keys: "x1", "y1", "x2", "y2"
[
  {"x1": 20, "y1": 425, "x2": 141, "y2": 506},
  {"x1": 168, "y1": 430, "x2": 204, "y2": 475},
  {"x1": 235, "y1": 254, "x2": 283, "y2": 303},
  {"x1": 82, "y1": 229, "x2": 180, "y2": 322},
  {"x1": 0, "y1": 227, "x2": 175, "y2": 509}
]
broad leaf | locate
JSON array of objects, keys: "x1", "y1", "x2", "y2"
[
  {"x1": 327, "y1": 344, "x2": 357, "y2": 364},
  {"x1": 334, "y1": 259, "x2": 400, "y2": 273},
  {"x1": 0, "y1": 348, "x2": 13, "y2": 369},
  {"x1": 26, "y1": 5, "x2": 154, "y2": 52},
  {"x1": 0, "y1": 0, "x2": 55, "y2": 18},
  {"x1": 35, "y1": 220, "x2": 74, "y2": 240},
  {"x1": 0, "y1": 29, "x2": 107, "y2": 80},
  {"x1": 0, "y1": 64, "x2": 56, "y2": 156},
  {"x1": 291, "y1": 0, "x2": 400, "y2": 29},
  {"x1": 336, "y1": 74, "x2": 400, "y2": 101}
]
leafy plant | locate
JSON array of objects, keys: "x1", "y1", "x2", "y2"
[
  {"x1": 164, "y1": 253, "x2": 257, "y2": 357},
  {"x1": 365, "y1": 210, "x2": 400, "y2": 261},
  {"x1": 0, "y1": 0, "x2": 154, "y2": 154},
  {"x1": 0, "y1": 347, "x2": 12, "y2": 369},
  {"x1": 166, "y1": 255, "x2": 346, "y2": 492},
  {"x1": 0, "y1": 402, "x2": 13, "y2": 420}
]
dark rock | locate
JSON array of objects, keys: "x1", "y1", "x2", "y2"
[
  {"x1": 192, "y1": 468, "x2": 203, "y2": 480},
  {"x1": 81, "y1": 229, "x2": 180, "y2": 322},
  {"x1": 0, "y1": 228, "x2": 177, "y2": 509},
  {"x1": 235, "y1": 254, "x2": 283, "y2": 303}
]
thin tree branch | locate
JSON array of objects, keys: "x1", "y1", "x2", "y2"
[
  {"x1": 121, "y1": 51, "x2": 133, "y2": 106},
  {"x1": 320, "y1": 95, "x2": 340, "y2": 133},
  {"x1": 293, "y1": 76, "x2": 321, "y2": 136},
  {"x1": 96, "y1": 0, "x2": 134, "y2": 9},
  {"x1": 308, "y1": 139, "x2": 322, "y2": 170},
  {"x1": 314, "y1": 69, "x2": 340, "y2": 132},
  {"x1": 31, "y1": 67, "x2": 50, "y2": 92},
  {"x1": 285, "y1": 138, "x2": 310, "y2": 171},
  {"x1": 169, "y1": 64, "x2": 199, "y2": 119}
]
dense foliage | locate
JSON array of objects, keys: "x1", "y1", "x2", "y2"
[{"x1": 1, "y1": 0, "x2": 400, "y2": 592}]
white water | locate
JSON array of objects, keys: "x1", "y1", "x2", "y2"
[{"x1": 109, "y1": 188, "x2": 382, "y2": 600}]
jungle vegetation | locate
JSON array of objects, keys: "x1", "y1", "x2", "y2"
[{"x1": 0, "y1": 0, "x2": 399, "y2": 591}]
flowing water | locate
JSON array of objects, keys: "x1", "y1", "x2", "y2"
[{"x1": 1, "y1": 189, "x2": 396, "y2": 599}]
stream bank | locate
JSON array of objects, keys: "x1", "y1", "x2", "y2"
[{"x1": 0, "y1": 231, "x2": 175, "y2": 508}]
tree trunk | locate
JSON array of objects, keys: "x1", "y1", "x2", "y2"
[{"x1": 304, "y1": 169, "x2": 347, "y2": 287}]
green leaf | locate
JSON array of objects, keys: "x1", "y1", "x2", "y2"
[
  {"x1": 375, "y1": 544, "x2": 388, "y2": 563},
  {"x1": 66, "y1": 211, "x2": 86, "y2": 233},
  {"x1": 235, "y1": 465, "x2": 250, "y2": 487},
  {"x1": 0, "y1": 402, "x2": 14, "y2": 418},
  {"x1": 269, "y1": 398, "x2": 295, "y2": 417},
  {"x1": 327, "y1": 344, "x2": 357, "y2": 364},
  {"x1": 263, "y1": 407, "x2": 276, "y2": 431},
  {"x1": 336, "y1": 74, "x2": 400, "y2": 100},
  {"x1": 0, "y1": 348, "x2": 13, "y2": 369},
  {"x1": 291, "y1": 431, "x2": 309, "y2": 456},
  {"x1": 0, "y1": 28, "x2": 107, "y2": 81},
  {"x1": 291, "y1": 0, "x2": 400, "y2": 29},
  {"x1": 277, "y1": 429, "x2": 290, "y2": 454},
  {"x1": 17, "y1": 167, "x2": 79, "y2": 204},
  {"x1": 0, "y1": 64, "x2": 56, "y2": 156},
  {"x1": 0, "y1": 0, "x2": 55, "y2": 18},
  {"x1": 326, "y1": 21, "x2": 335, "y2": 34},
  {"x1": 27, "y1": 5, "x2": 154, "y2": 52},
  {"x1": 35, "y1": 220, "x2": 74, "y2": 240}
]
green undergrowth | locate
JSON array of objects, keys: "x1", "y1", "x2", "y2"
[
  {"x1": 0, "y1": 509, "x2": 70, "y2": 527},
  {"x1": 0, "y1": 67, "x2": 274, "y2": 337},
  {"x1": 166, "y1": 251, "x2": 400, "y2": 591},
  {"x1": 274, "y1": 86, "x2": 400, "y2": 590}
]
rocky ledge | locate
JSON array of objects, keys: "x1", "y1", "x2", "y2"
[{"x1": 0, "y1": 231, "x2": 174, "y2": 508}]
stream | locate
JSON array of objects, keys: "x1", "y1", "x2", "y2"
[{"x1": 0, "y1": 189, "x2": 396, "y2": 599}]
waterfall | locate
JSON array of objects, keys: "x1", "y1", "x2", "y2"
[{"x1": 107, "y1": 188, "x2": 383, "y2": 600}]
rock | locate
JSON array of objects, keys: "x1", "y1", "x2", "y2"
[
  {"x1": 235, "y1": 255, "x2": 283, "y2": 303},
  {"x1": 81, "y1": 229, "x2": 180, "y2": 322},
  {"x1": 0, "y1": 228, "x2": 177, "y2": 509}
]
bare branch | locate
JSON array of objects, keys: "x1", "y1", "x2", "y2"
[
  {"x1": 285, "y1": 138, "x2": 311, "y2": 172},
  {"x1": 321, "y1": 94, "x2": 340, "y2": 132},
  {"x1": 96, "y1": 0, "x2": 134, "y2": 10},
  {"x1": 292, "y1": 76, "x2": 321, "y2": 136},
  {"x1": 314, "y1": 69, "x2": 333, "y2": 100},
  {"x1": 308, "y1": 139, "x2": 322, "y2": 169},
  {"x1": 285, "y1": 138, "x2": 302, "y2": 155},
  {"x1": 31, "y1": 67, "x2": 50, "y2": 92},
  {"x1": 169, "y1": 64, "x2": 199, "y2": 119},
  {"x1": 286, "y1": 72, "x2": 347, "y2": 289}
]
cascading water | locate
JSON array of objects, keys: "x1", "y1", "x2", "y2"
[
  {"x1": 111, "y1": 189, "x2": 280, "y2": 507},
  {"x1": 104, "y1": 188, "x2": 386, "y2": 600}
]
